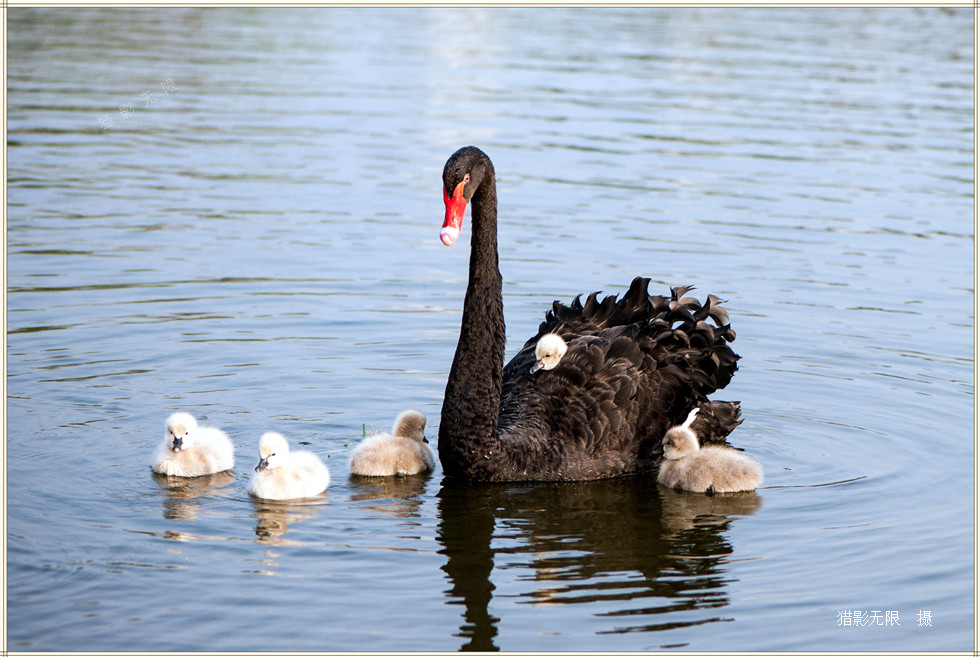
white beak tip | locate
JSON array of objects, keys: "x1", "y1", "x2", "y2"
[{"x1": 440, "y1": 226, "x2": 460, "y2": 246}]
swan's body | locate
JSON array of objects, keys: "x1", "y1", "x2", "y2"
[
  {"x1": 152, "y1": 412, "x2": 234, "y2": 477},
  {"x1": 247, "y1": 432, "x2": 330, "y2": 500},
  {"x1": 438, "y1": 146, "x2": 742, "y2": 482},
  {"x1": 658, "y1": 408, "x2": 762, "y2": 493},
  {"x1": 531, "y1": 333, "x2": 567, "y2": 373},
  {"x1": 349, "y1": 409, "x2": 434, "y2": 476}
]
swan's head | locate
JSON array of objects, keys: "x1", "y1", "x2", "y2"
[
  {"x1": 392, "y1": 409, "x2": 427, "y2": 443},
  {"x1": 166, "y1": 412, "x2": 199, "y2": 452},
  {"x1": 531, "y1": 333, "x2": 568, "y2": 373},
  {"x1": 662, "y1": 426, "x2": 700, "y2": 461},
  {"x1": 441, "y1": 146, "x2": 493, "y2": 246},
  {"x1": 255, "y1": 431, "x2": 291, "y2": 472}
]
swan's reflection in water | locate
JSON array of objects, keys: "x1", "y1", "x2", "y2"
[
  {"x1": 249, "y1": 497, "x2": 325, "y2": 544},
  {"x1": 246, "y1": 497, "x2": 326, "y2": 576},
  {"x1": 348, "y1": 473, "x2": 432, "y2": 518},
  {"x1": 658, "y1": 486, "x2": 763, "y2": 540},
  {"x1": 152, "y1": 470, "x2": 235, "y2": 523},
  {"x1": 436, "y1": 474, "x2": 761, "y2": 651}
]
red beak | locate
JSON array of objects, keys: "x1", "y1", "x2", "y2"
[{"x1": 441, "y1": 179, "x2": 467, "y2": 246}]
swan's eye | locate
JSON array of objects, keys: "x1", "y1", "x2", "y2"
[{"x1": 463, "y1": 173, "x2": 470, "y2": 183}]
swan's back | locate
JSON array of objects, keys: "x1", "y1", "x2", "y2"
[
  {"x1": 288, "y1": 451, "x2": 331, "y2": 496},
  {"x1": 495, "y1": 277, "x2": 741, "y2": 481}
]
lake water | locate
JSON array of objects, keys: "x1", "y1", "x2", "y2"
[{"x1": 5, "y1": 7, "x2": 975, "y2": 652}]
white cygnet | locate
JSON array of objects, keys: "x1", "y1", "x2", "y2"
[
  {"x1": 152, "y1": 412, "x2": 235, "y2": 477},
  {"x1": 247, "y1": 431, "x2": 330, "y2": 501},
  {"x1": 657, "y1": 408, "x2": 763, "y2": 494},
  {"x1": 530, "y1": 333, "x2": 568, "y2": 373},
  {"x1": 349, "y1": 409, "x2": 434, "y2": 477}
]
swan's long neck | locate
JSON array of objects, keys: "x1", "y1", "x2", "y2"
[{"x1": 439, "y1": 170, "x2": 506, "y2": 479}]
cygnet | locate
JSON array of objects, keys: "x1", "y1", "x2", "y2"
[
  {"x1": 530, "y1": 333, "x2": 568, "y2": 373},
  {"x1": 657, "y1": 408, "x2": 763, "y2": 494},
  {"x1": 349, "y1": 409, "x2": 434, "y2": 476},
  {"x1": 152, "y1": 412, "x2": 235, "y2": 477},
  {"x1": 247, "y1": 431, "x2": 330, "y2": 501}
]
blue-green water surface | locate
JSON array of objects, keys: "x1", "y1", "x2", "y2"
[{"x1": 6, "y1": 7, "x2": 974, "y2": 651}]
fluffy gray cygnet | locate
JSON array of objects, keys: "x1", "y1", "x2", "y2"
[
  {"x1": 657, "y1": 408, "x2": 762, "y2": 494},
  {"x1": 349, "y1": 409, "x2": 435, "y2": 477}
]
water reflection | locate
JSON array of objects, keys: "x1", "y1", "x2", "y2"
[
  {"x1": 247, "y1": 498, "x2": 328, "y2": 576},
  {"x1": 249, "y1": 497, "x2": 325, "y2": 546},
  {"x1": 6, "y1": 5, "x2": 973, "y2": 650},
  {"x1": 152, "y1": 470, "x2": 235, "y2": 522},
  {"x1": 348, "y1": 473, "x2": 432, "y2": 518},
  {"x1": 658, "y1": 486, "x2": 763, "y2": 539},
  {"x1": 436, "y1": 476, "x2": 760, "y2": 651}
]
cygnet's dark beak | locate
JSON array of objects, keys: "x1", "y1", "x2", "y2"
[
  {"x1": 423, "y1": 436, "x2": 429, "y2": 444},
  {"x1": 171, "y1": 436, "x2": 183, "y2": 452},
  {"x1": 255, "y1": 457, "x2": 268, "y2": 473},
  {"x1": 530, "y1": 360, "x2": 544, "y2": 373}
]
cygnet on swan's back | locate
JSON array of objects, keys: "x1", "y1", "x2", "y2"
[
  {"x1": 349, "y1": 409, "x2": 434, "y2": 477},
  {"x1": 247, "y1": 431, "x2": 330, "y2": 500},
  {"x1": 657, "y1": 408, "x2": 762, "y2": 493},
  {"x1": 530, "y1": 333, "x2": 568, "y2": 373},
  {"x1": 153, "y1": 412, "x2": 235, "y2": 477}
]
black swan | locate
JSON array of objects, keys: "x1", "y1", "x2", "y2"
[{"x1": 438, "y1": 145, "x2": 742, "y2": 482}]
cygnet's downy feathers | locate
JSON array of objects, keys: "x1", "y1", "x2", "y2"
[
  {"x1": 349, "y1": 409, "x2": 435, "y2": 477},
  {"x1": 152, "y1": 412, "x2": 235, "y2": 477},
  {"x1": 247, "y1": 431, "x2": 330, "y2": 500},
  {"x1": 657, "y1": 408, "x2": 762, "y2": 493},
  {"x1": 530, "y1": 333, "x2": 568, "y2": 373}
]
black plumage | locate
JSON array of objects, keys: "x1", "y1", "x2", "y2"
[{"x1": 438, "y1": 146, "x2": 742, "y2": 482}]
